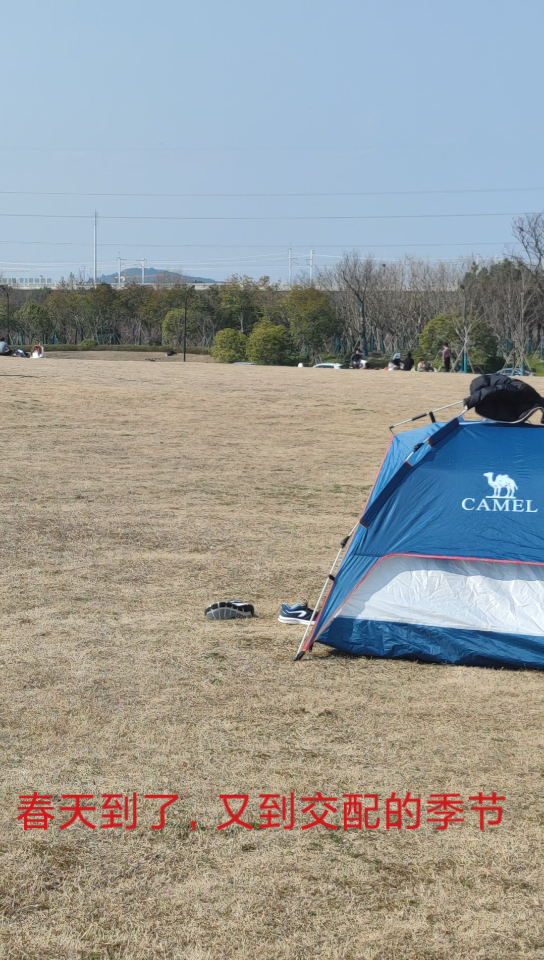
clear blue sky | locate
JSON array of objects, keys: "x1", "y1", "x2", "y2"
[{"x1": 2, "y1": 0, "x2": 544, "y2": 282}]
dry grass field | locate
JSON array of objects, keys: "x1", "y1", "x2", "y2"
[{"x1": 1, "y1": 357, "x2": 543, "y2": 960}]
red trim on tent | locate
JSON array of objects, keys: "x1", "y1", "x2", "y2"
[{"x1": 308, "y1": 552, "x2": 544, "y2": 648}]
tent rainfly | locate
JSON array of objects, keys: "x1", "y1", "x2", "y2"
[{"x1": 296, "y1": 416, "x2": 544, "y2": 669}]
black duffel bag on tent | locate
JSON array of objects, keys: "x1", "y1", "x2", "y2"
[{"x1": 464, "y1": 374, "x2": 544, "y2": 423}]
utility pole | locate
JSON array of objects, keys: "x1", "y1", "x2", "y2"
[
  {"x1": 309, "y1": 248, "x2": 314, "y2": 284},
  {"x1": 140, "y1": 258, "x2": 146, "y2": 286},
  {"x1": 288, "y1": 246, "x2": 292, "y2": 289},
  {"x1": 118, "y1": 255, "x2": 122, "y2": 289},
  {"x1": 93, "y1": 211, "x2": 98, "y2": 286}
]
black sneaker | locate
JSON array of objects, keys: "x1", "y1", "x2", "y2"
[
  {"x1": 205, "y1": 601, "x2": 254, "y2": 621},
  {"x1": 228, "y1": 601, "x2": 255, "y2": 616},
  {"x1": 278, "y1": 606, "x2": 314, "y2": 625}
]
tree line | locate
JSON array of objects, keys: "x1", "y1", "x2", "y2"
[{"x1": 3, "y1": 214, "x2": 544, "y2": 370}]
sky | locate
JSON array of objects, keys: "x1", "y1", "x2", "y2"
[{"x1": 1, "y1": 0, "x2": 544, "y2": 283}]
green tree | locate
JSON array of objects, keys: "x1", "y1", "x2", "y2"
[
  {"x1": 45, "y1": 290, "x2": 74, "y2": 342},
  {"x1": 246, "y1": 320, "x2": 291, "y2": 365},
  {"x1": 211, "y1": 328, "x2": 247, "y2": 363},
  {"x1": 419, "y1": 312, "x2": 499, "y2": 371},
  {"x1": 16, "y1": 303, "x2": 53, "y2": 343},
  {"x1": 219, "y1": 275, "x2": 270, "y2": 334},
  {"x1": 162, "y1": 308, "x2": 183, "y2": 344},
  {"x1": 84, "y1": 283, "x2": 124, "y2": 343},
  {"x1": 162, "y1": 307, "x2": 198, "y2": 346},
  {"x1": 119, "y1": 283, "x2": 160, "y2": 345},
  {"x1": 138, "y1": 289, "x2": 165, "y2": 344},
  {"x1": 282, "y1": 287, "x2": 339, "y2": 359}
]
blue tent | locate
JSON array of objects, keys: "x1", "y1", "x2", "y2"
[{"x1": 301, "y1": 417, "x2": 544, "y2": 669}]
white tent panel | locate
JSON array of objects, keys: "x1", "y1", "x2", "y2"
[{"x1": 338, "y1": 556, "x2": 544, "y2": 638}]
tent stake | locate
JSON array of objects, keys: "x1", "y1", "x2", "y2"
[{"x1": 293, "y1": 524, "x2": 358, "y2": 662}]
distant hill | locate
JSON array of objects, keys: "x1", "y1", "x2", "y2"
[{"x1": 98, "y1": 267, "x2": 217, "y2": 284}]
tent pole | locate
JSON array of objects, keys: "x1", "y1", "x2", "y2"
[
  {"x1": 389, "y1": 400, "x2": 467, "y2": 433},
  {"x1": 293, "y1": 523, "x2": 359, "y2": 662}
]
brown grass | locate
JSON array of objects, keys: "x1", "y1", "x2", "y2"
[{"x1": 0, "y1": 358, "x2": 542, "y2": 959}]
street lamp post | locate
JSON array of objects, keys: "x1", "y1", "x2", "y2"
[{"x1": 0, "y1": 285, "x2": 10, "y2": 344}]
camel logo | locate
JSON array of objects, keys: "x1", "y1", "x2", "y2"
[
  {"x1": 483, "y1": 472, "x2": 518, "y2": 498},
  {"x1": 462, "y1": 472, "x2": 537, "y2": 513}
]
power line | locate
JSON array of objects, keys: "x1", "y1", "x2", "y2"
[
  {"x1": 0, "y1": 210, "x2": 535, "y2": 221},
  {"x1": 0, "y1": 240, "x2": 517, "y2": 249},
  {"x1": 0, "y1": 247, "x2": 514, "y2": 267},
  {"x1": 0, "y1": 187, "x2": 543, "y2": 198},
  {"x1": 2, "y1": 244, "x2": 514, "y2": 268}
]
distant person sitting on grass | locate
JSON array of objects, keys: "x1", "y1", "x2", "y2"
[
  {"x1": 442, "y1": 343, "x2": 451, "y2": 372},
  {"x1": 349, "y1": 348, "x2": 364, "y2": 368},
  {"x1": 403, "y1": 351, "x2": 414, "y2": 371},
  {"x1": 0, "y1": 341, "x2": 12, "y2": 356}
]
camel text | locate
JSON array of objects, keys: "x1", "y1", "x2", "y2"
[{"x1": 461, "y1": 498, "x2": 538, "y2": 513}]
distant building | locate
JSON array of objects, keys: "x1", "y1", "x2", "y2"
[{"x1": 1, "y1": 276, "x2": 53, "y2": 288}]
